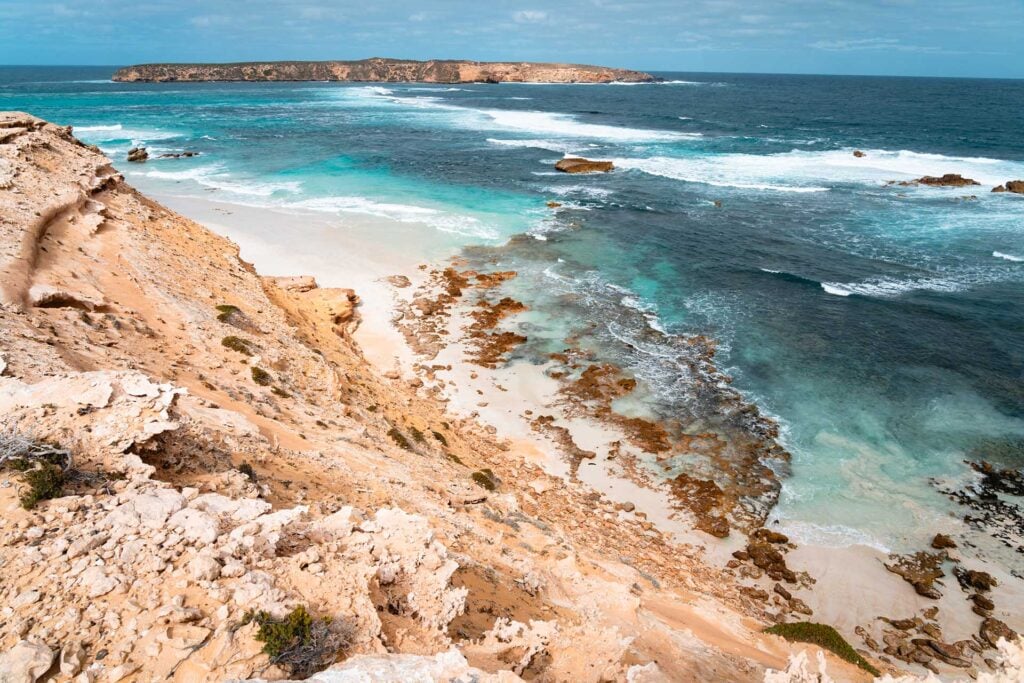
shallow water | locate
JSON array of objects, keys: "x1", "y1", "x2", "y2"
[{"x1": 3, "y1": 66, "x2": 1023, "y2": 565}]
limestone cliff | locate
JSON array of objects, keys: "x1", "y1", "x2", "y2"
[{"x1": 111, "y1": 58, "x2": 656, "y2": 83}]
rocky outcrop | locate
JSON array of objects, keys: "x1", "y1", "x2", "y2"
[
  {"x1": 112, "y1": 59, "x2": 657, "y2": 84},
  {"x1": 555, "y1": 157, "x2": 615, "y2": 173},
  {"x1": 897, "y1": 174, "x2": 980, "y2": 187},
  {"x1": 126, "y1": 146, "x2": 148, "y2": 162},
  {"x1": 992, "y1": 180, "x2": 1024, "y2": 194}
]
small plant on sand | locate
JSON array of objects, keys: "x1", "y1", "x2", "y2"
[
  {"x1": 221, "y1": 335, "x2": 252, "y2": 355},
  {"x1": 247, "y1": 606, "x2": 354, "y2": 678},
  {"x1": 387, "y1": 427, "x2": 413, "y2": 451},
  {"x1": 471, "y1": 468, "x2": 498, "y2": 491},
  {"x1": 251, "y1": 366, "x2": 272, "y2": 386},
  {"x1": 1, "y1": 430, "x2": 72, "y2": 509},
  {"x1": 19, "y1": 461, "x2": 66, "y2": 509},
  {"x1": 215, "y1": 304, "x2": 241, "y2": 323},
  {"x1": 764, "y1": 622, "x2": 879, "y2": 676},
  {"x1": 238, "y1": 462, "x2": 258, "y2": 483}
]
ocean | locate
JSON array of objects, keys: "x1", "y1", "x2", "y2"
[{"x1": 3, "y1": 66, "x2": 1022, "y2": 567}]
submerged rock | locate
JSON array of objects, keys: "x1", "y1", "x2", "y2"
[{"x1": 555, "y1": 157, "x2": 614, "y2": 174}]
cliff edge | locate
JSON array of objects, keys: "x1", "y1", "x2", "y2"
[{"x1": 111, "y1": 58, "x2": 657, "y2": 83}]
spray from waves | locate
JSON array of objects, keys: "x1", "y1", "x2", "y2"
[
  {"x1": 137, "y1": 164, "x2": 303, "y2": 198},
  {"x1": 328, "y1": 86, "x2": 699, "y2": 143},
  {"x1": 74, "y1": 123, "x2": 123, "y2": 132},
  {"x1": 994, "y1": 251, "x2": 1024, "y2": 262},
  {"x1": 541, "y1": 184, "x2": 614, "y2": 199},
  {"x1": 287, "y1": 196, "x2": 501, "y2": 239},
  {"x1": 612, "y1": 148, "x2": 1024, "y2": 193},
  {"x1": 74, "y1": 122, "x2": 184, "y2": 145},
  {"x1": 486, "y1": 138, "x2": 581, "y2": 154},
  {"x1": 819, "y1": 268, "x2": 1019, "y2": 298}
]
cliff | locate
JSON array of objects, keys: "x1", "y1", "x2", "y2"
[{"x1": 111, "y1": 58, "x2": 657, "y2": 83}]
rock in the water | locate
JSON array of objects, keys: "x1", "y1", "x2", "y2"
[
  {"x1": 126, "y1": 147, "x2": 148, "y2": 162},
  {"x1": 0, "y1": 641, "x2": 55, "y2": 683},
  {"x1": 902, "y1": 173, "x2": 980, "y2": 187},
  {"x1": 555, "y1": 157, "x2": 614, "y2": 174},
  {"x1": 930, "y1": 533, "x2": 957, "y2": 549},
  {"x1": 1004, "y1": 180, "x2": 1024, "y2": 194},
  {"x1": 853, "y1": 150, "x2": 866, "y2": 158}
]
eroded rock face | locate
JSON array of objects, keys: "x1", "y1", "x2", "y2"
[
  {"x1": 555, "y1": 157, "x2": 615, "y2": 174},
  {"x1": 112, "y1": 59, "x2": 657, "y2": 84}
]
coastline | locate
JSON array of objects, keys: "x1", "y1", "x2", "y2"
[{"x1": 148, "y1": 183, "x2": 1024, "y2": 680}]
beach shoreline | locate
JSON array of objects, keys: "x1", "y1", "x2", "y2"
[{"x1": 149, "y1": 186, "x2": 1024, "y2": 680}]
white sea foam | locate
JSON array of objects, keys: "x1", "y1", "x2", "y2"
[
  {"x1": 486, "y1": 138, "x2": 579, "y2": 153},
  {"x1": 820, "y1": 268, "x2": 1019, "y2": 298},
  {"x1": 773, "y1": 519, "x2": 892, "y2": 553},
  {"x1": 332, "y1": 87, "x2": 697, "y2": 143},
  {"x1": 612, "y1": 148, "x2": 1024, "y2": 193},
  {"x1": 74, "y1": 123, "x2": 123, "y2": 132},
  {"x1": 285, "y1": 196, "x2": 499, "y2": 239},
  {"x1": 994, "y1": 251, "x2": 1024, "y2": 262},
  {"x1": 542, "y1": 184, "x2": 614, "y2": 199}
]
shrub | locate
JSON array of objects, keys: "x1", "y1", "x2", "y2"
[
  {"x1": 409, "y1": 426, "x2": 426, "y2": 444},
  {"x1": 222, "y1": 336, "x2": 252, "y2": 355},
  {"x1": 251, "y1": 366, "x2": 272, "y2": 386},
  {"x1": 249, "y1": 606, "x2": 353, "y2": 678},
  {"x1": 238, "y1": 462, "x2": 258, "y2": 483},
  {"x1": 20, "y1": 461, "x2": 65, "y2": 509},
  {"x1": 216, "y1": 304, "x2": 241, "y2": 323},
  {"x1": 471, "y1": 468, "x2": 497, "y2": 491},
  {"x1": 388, "y1": 427, "x2": 413, "y2": 451},
  {"x1": 764, "y1": 622, "x2": 879, "y2": 676}
]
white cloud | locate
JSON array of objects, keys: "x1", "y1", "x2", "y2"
[
  {"x1": 810, "y1": 37, "x2": 938, "y2": 52},
  {"x1": 513, "y1": 10, "x2": 548, "y2": 23}
]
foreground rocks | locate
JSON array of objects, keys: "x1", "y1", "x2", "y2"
[
  {"x1": 555, "y1": 157, "x2": 615, "y2": 173},
  {"x1": 0, "y1": 111, "x2": 831, "y2": 681}
]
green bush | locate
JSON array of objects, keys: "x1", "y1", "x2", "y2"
[
  {"x1": 249, "y1": 606, "x2": 353, "y2": 678},
  {"x1": 251, "y1": 366, "x2": 273, "y2": 386},
  {"x1": 216, "y1": 304, "x2": 241, "y2": 323},
  {"x1": 764, "y1": 622, "x2": 879, "y2": 676},
  {"x1": 19, "y1": 462, "x2": 65, "y2": 509},
  {"x1": 388, "y1": 427, "x2": 413, "y2": 451},
  {"x1": 471, "y1": 468, "x2": 497, "y2": 491},
  {"x1": 222, "y1": 335, "x2": 252, "y2": 355}
]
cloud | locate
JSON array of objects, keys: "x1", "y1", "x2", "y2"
[
  {"x1": 513, "y1": 10, "x2": 548, "y2": 23},
  {"x1": 809, "y1": 37, "x2": 939, "y2": 52}
]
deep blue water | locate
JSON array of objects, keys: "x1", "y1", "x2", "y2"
[{"x1": 3, "y1": 66, "x2": 1023, "y2": 559}]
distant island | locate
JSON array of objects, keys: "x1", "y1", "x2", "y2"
[{"x1": 111, "y1": 57, "x2": 657, "y2": 83}]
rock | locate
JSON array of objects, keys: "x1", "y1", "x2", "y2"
[
  {"x1": 885, "y1": 551, "x2": 946, "y2": 599},
  {"x1": 620, "y1": 501, "x2": 635, "y2": 513},
  {"x1": 1005, "y1": 180, "x2": 1024, "y2": 194},
  {"x1": 167, "y1": 507, "x2": 220, "y2": 544},
  {"x1": 190, "y1": 553, "x2": 222, "y2": 581},
  {"x1": 853, "y1": 150, "x2": 866, "y2": 158},
  {"x1": 993, "y1": 185, "x2": 1007, "y2": 192},
  {"x1": 746, "y1": 540, "x2": 796, "y2": 583},
  {"x1": 955, "y1": 567, "x2": 997, "y2": 592},
  {"x1": 752, "y1": 528, "x2": 789, "y2": 544},
  {"x1": 555, "y1": 157, "x2": 614, "y2": 174},
  {"x1": 11, "y1": 590, "x2": 41, "y2": 608},
  {"x1": 979, "y1": 618, "x2": 1017, "y2": 648},
  {"x1": 0, "y1": 640, "x2": 55, "y2": 683},
  {"x1": 971, "y1": 593, "x2": 995, "y2": 611},
  {"x1": 157, "y1": 625, "x2": 211, "y2": 650},
  {"x1": 773, "y1": 583, "x2": 792, "y2": 601},
  {"x1": 546, "y1": 201, "x2": 562, "y2": 208},
  {"x1": 126, "y1": 147, "x2": 148, "y2": 162},
  {"x1": 930, "y1": 533, "x2": 957, "y2": 549},
  {"x1": 59, "y1": 641, "x2": 86, "y2": 676},
  {"x1": 902, "y1": 173, "x2": 980, "y2": 187},
  {"x1": 156, "y1": 151, "x2": 199, "y2": 159},
  {"x1": 79, "y1": 566, "x2": 120, "y2": 598}
]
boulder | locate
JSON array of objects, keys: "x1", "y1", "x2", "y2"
[
  {"x1": 979, "y1": 618, "x2": 1017, "y2": 648},
  {"x1": 905, "y1": 174, "x2": 979, "y2": 187},
  {"x1": 1006, "y1": 180, "x2": 1024, "y2": 194},
  {"x1": 0, "y1": 641, "x2": 54, "y2": 683},
  {"x1": 126, "y1": 147, "x2": 148, "y2": 162},
  {"x1": 555, "y1": 157, "x2": 614, "y2": 174},
  {"x1": 853, "y1": 150, "x2": 866, "y2": 158},
  {"x1": 59, "y1": 641, "x2": 85, "y2": 676},
  {"x1": 930, "y1": 533, "x2": 957, "y2": 549}
]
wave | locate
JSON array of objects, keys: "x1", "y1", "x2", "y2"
[
  {"x1": 486, "y1": 138, "x2": 579, "y2": 153},
  {"x1": 541, "y1": 184, "x2": 614, "y2": 199},
  {"x1": 74, "y1": 123, "x2": 123, "y2": 132},
  {"x1": 611, "y1": 148, "x2": 1024, "y2": 193},
  {"x1": 994, "y1": 251, "x2": 1024, "y2": 262},
  {"x1": 74, "y1": 122, "x2": 183, "y2": 144},
  {"x1": 331, "y1": 87, "x2": 698, "y2": 143},
  {"x1": 137, "y1": 164, "x2": 302, "y2": 198},
  {"x1": 820, "y1": 270, "x2": 1018, "y2": 298}
]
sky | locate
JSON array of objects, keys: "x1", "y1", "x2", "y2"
[{"x1": 1, "y1": 0, "x2": 1022, "y2": 78}]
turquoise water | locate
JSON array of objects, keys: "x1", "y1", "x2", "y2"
[{"x1": 3, "y1": 67, "x2": 1023, "y2": 565}]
